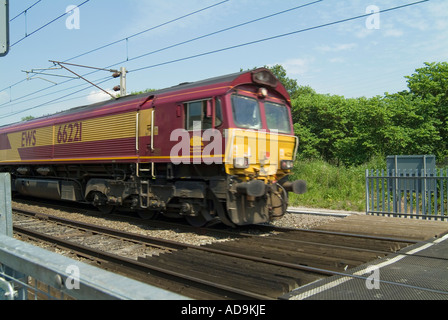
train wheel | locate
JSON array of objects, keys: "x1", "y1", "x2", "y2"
[
  {"x1": 97, "y1": 204, "x2": 115, "y2": 214},
  {"x1": 185, "y1": 196, "x2": 216, "y2": 227},
  {"x1": 91, "y1": 192, "x2": 114, "y2": 214},
  {"x1": 137, "y1": 210, "x2": 157, "y2": 220},
  {"x1": 186, "y1": 215, "x2": 209, "y2": 228}
]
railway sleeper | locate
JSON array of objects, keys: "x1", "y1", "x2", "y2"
[
  {"x1": 278, "y1": 231, "x2": 411, "y2": 252},
  {"x1": 209, "y1": 238, "x2": 387, "y2": 265},
  {"x1": 138, "y1": 250, "x2": 303, "y2": 297},
  {"x1": 208, "y1": 245, "x2": 367, "y2": 272}
]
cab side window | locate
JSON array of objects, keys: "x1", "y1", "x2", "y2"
[
  {"x1": 184, "y1": 99, "x2": 222, "y2": 130},
  {"x1": 185, "y1": 101, "x2": 205, "y2": 130},
  {"x1": 215, "y1": 98, "x2": 223, "y2": 127}
]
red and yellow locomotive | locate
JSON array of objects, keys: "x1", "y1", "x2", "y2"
[{"x1": 0, "y1": 68, "x2": 306, "y2": 226}]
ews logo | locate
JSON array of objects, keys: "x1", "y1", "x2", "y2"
[{"x1": 21, "y1": 130, "x2": 37, "y2": 147}]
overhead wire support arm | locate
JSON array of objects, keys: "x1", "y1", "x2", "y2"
[
  {"x1": 24, "y1": 71, "x2": 78, "y2": 79},
  {"x1": 50, "y1": 60, "x2": 119, "y2": 100},
  {"x1": 1, "y1": 0, "x2": 224, "y2": 102},
  {"x1": 22, "y1": 67, "x2": 79, "y2": 81},
  {"x1": 49, "y1": 60, "x2": 119, "y2": 73}
]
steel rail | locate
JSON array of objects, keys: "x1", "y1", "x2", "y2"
[
  {"x1": 13, "y1": 207, "x2": 425, "y2": 300},
  {"x1": 13, "y1": 208, "x2": 416, "y2": 265},
  {"x1": 13, "y1": 209, "x2": 334, "y2": 276},
  {"x1": 12, "y1": 200, "x2": 418, "y2": 244},
  {"x1": 253, "y1": 223, "x2": 420, "y2": 245},
  {"x1": 13, "y1": 208, "x2": 408, "y2": 278},
  {"x1": 14, "y1": 209, "x2": 341, "y2": 279},
  {"x1": 13, "y1": 208, "x2": 188, "y2": 251},
  {"x1": 13, "y1": 223, "x2": 273, "y2": 300}
]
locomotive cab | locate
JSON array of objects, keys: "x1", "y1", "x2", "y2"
[{"x1": 218, "y1": 69, "x2": 307, "y2": 225}]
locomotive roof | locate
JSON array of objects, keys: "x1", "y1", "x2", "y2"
[
  {"x1": 119, "y1": 67, "x2": 287, "y2": 102},
  {"x1": 1, "y1": 68, "x2": 289, "y2": 130}
]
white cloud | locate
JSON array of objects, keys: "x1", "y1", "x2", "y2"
[
  {"x1": 350, "y1": 20, "x2": 405, "y2": 39},
  {"x1": 122, "y1": 0, "x2": 226, "y2": 40},
  {"x1": 389, "y1": 1, "x2": 448, "y2": 33},
  {"x1": 86, "y1": 89, "x2": 116, "y2": 104},
  {"x1": 0, "y1": 91, "x2": 9, "y2": 104},
  {"x1": 384, "y1": 29, "x2": 404, "y2": 37},
  {"x1": 428, "y1": 2, "x2": 448, "y2": 30},
  {"x1": 355, "y1": 26, "x2": 375, "y2": 39},
  {"x1": 277, "y1": 58, "x2": 315, "y2": 76},
  {"x1": 329, "y1": 57, "x2": 345, "y2": 64},
  {"x1": 318, "y1": 43, "x2": 357, "y2": 52}
]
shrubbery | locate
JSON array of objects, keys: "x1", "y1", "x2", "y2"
[
  {"x1": 271, "y1": 61, "x2": 448, "y2": 210},
  {"x1": 272, "y1": 62, "x2": 448, "y2": 167}
]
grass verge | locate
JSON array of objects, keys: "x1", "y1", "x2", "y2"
[{"x1": 288, "y1": 157, "x2": 386, "y2": 212}]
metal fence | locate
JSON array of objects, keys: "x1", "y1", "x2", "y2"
[
  {"x1": 0, "y1": 173, "x2": 12, "y2": 237},
  {"x1": 366, "y1": 169, "x2": 448, "y2": 221},
  {"x1": 0, "y1": 234, "x2": 190, "y2": 300}
]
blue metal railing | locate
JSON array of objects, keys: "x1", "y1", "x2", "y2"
[{"x1": 366, "y1": 169, "x2": 448, "y2": 221}]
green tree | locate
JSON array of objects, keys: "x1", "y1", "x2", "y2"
[
  {"x1": 382, "y1": 92, "x2": 441, "y2": 157},
  {"x1": 114, "y1": 88, "x2": 156, "y2": 99},
  {"x1": 292, "y1": 92, "x2": 349, "y2": 164},
  {"x1": 21, "y1": 116, "x2": 35, "y2": 122},
  {"x1": 290, "y1": 61, "x2": 448, "y2": 166},
  {"x1": 266, "y1": 64, "x2": 301, "y2": 98},
  {"x1": 406, "y1": 62, "x2": 448, "y2": 159},
  {"x1": 334, "y1": 96, "x2": 387, "y2": 166}
]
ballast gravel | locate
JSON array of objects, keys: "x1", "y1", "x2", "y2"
[{"x1": 12, "y1": 201, "x2": 342, "y2": 246}]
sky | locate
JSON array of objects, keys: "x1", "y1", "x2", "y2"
[{"x1": 0, "y1": 0, "x2": 447, "y2": 127}]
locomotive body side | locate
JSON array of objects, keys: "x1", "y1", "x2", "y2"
[
  {"x1": 0, "y1": 68, "x2": 306, "y2": 226},
  {"x1": 0, "y1": 99, "x2": 143, "y2": 165}
]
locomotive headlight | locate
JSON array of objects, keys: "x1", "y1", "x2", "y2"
[
  {"x1": 234, "y1": 157, "x2": 250, "y2": 169},
  {"x1": 280, "y1": 160, "x2": 294, "y2": 170},
  {"x1": 258, "y1": 87, "x2": 268, "y2": 98}
]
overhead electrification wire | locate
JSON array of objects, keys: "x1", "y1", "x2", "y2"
[
  {"x1": 0, "y1": 0, "x2": 430, "y2": 121},
  {"x1": 0, "y1": 77, "x2": 113, "y2": 121},
  {"x1": 0, "y1": 0, "x2": 46, "y2": 93},
  {"x1": 129, "y1": 0, "x2": 430, "y2": 73},
  {"x1": 22, "y1": 0, "x2": 323, "y2": 100},
  {"x1": 63, "y1": 0, "x2": 231, "y2": 63},
  {"x1": 10, "y1": 0, "x2": 91, "y2": 48},
  {"x1": 116, "y1": 0, "x2": 323, "y2": 67},
  {"x1": 9, "y1": 0, "x2": 43, "y2": 22},
  {"x1": 1, "y1": 0, "x2": 321, "y2": 107},
  {"x1": 0, "y1": 0, "x2": 229, "y2": 104},
  {"x1": 0, "y1": 81, "x2": 99, "y2": 109}
]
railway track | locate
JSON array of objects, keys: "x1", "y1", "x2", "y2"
[
  {"x1": 12, "y1": 206, "x2": 418, "y2": 300},
  {"x1": 12, "y1": 208, "x2": 257, "y2": 300}
]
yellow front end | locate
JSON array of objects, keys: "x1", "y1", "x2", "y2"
[
  {"x1": 222, "y1": 128, "x2": 301, "y2": 225},
  {"x1": 225, "y1": 128, "x2": 297, "y2": 181}
]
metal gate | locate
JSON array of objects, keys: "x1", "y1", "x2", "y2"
[{"x1": 366, "y1": 169, "x2": 448, "y2": 221}]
